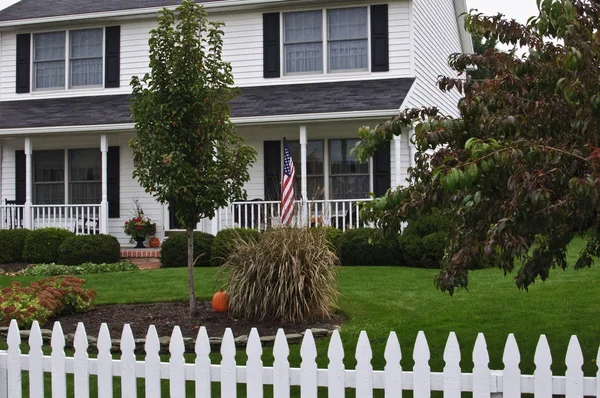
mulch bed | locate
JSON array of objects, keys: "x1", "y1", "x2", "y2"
[
  {"x1": 0, "y1": 263, "x2": 29, "y2": 275},
  {"x1": 44, "y1": 301, "x2": 344, "y2": 339}
]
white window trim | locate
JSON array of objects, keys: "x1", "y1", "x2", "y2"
[
  {"x1": 280, "y1": 5, "x2": 372, "y2": 78},
  {"x1": 31, "y1": 26, "x2": 105, "y2": 92}
]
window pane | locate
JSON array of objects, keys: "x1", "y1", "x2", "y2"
[
  {"x1": 329, "y1": 139, "x2": 369, "y2": 175},
  {"x1": 71, "y1": 58, "x2": 103, "y2": 86},
  {"x1": 287, "y1": 140, "x2": 324, "y2": 199},
  {"x1": 70, "y1": 29, "x2": 102, "y2": 59},
  {"x1": 34, "y1": 32, "x2": 65, "y2": 61},
  {"x1": 34, "y1": 150, "x2": 65, "y2": 205},
  {"x1": 330, "y1": 175, "x2": 370, "y2": 199},
  {"x1": 284, "y1": 10, "x2": 323, "y2": 74},
  {"x1": 70, "y1": 149, "x2": 101, "y2": 204},
  {"x1": 328, "y1": 8, "x2": 368, "y2": 41},
  {"x1": 329, "y1": 39, "x2": 368, "y2": 71},
  {"x1": 70, "y1": 29, "x2": 103, "y2": 87}
]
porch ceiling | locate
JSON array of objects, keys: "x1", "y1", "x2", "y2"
[{"x1": 0, "y1": 78, "x2": 414, "y2": 131}]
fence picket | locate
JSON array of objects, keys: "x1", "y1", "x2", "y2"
[
  {"x1": 97, "y1": 323, "x2": 113, "y2": 398},
  {"x1": 169, "y1": 326, "x2": 186, "y2": 398},
  {"x1": 473, "y1": 333, "x2": 491, "y2": 398},
  {"x1": 51, "y1": 322, "x2": 67, "y2": 397},
  {"x1": 6, "y1": 320, "x2": 21, "y2": 398},
  {"x1": 247, "y1": 328, "x2": 264, "y2": 398},
  {"x1": 301, "y1": 330, "x2": 318, "y2": 398},
  {"x1": 565, "y1": 335, "x2": 584, "y2": 398},
  {"x1": 28, "y1": 321, "x2": 44, "y2": 398},
  {"x1": 443, "y1": 332, "x2": 461, "y2": 398},
  {"x1": 145, "y1": 325, "x2": 161, "y2": 398},
  {"x1": 503, "y1": 334, "x2": 521, "y2": 397},
  {"x1": 73, "y1": 323, "x2": 90, "y2": 398},
  {"x1": 221, "y1": 328, "x2": 237, "y2": 398},
  {"x1": 413, "y1": 331, "x2": 431, "y2": 398},
  {"x1": 120, "y1": 324, "x2": 137, "y2": 398},
  {"x1": 273, "y1": 329, "x2": 290, "y2": 398},
  {"x1": 356, "y1": 331, "x2": 373, "y2": 398},
  {"x1": 534, "y1": 335, "x2": 552, "y2": 398},
  {"x1": 327, "y1": 330, "x2": 345, "y2": 398},
  {"x1": 384, "y1": 331, "x2": 402, "y2": 397},
  {"x1": 596, "y1": 345, "x2": 600, "y2": 398},
  {"x1": 195, "y1": 326, "x2": 211, "y2": 398}
]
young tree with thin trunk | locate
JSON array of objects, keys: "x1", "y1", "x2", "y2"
[{"x1": 130, "y1": 0, "x2": 256, "y2": 315}]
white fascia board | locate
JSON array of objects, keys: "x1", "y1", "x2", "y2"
[
  {"x1": 454, "y1": 0, "x2": 474, "y2": 54},
  {"x1": 0, "y1": 109, "x2": 401, "y2": 136},
  {"x1": 0, "y1": 0, "x2": 317, "y2": 29}
]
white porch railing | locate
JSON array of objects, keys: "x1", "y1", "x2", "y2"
[
  {"x1": 0, "y1": 204, "x2": 101, "y2": 235},
  {"x1": 1, "y1": 320, "x2": 598, "y2": 397},
  {"x1": 218, "y1": 198, "x2": 373, "y2": 232}
]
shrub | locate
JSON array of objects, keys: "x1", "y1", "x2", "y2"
[
  {"x1": 398, "y1": 213, "x2": 450, "y2": 269},
  {"x1": 210, "y1": 228, "x2": 260, "y2": 267},
  {"x1": 337, "y1": 228, "x2": 400, "y2": 266},
  {"x1": 0, "y1": 229, "x2": 31, "y2": 264},
  {"x1": 23, "y1": 228, "x2": 75, "y2": 264},
  {"x1": 222, "y1": 227, "x2": 339, "y2": 323},
  {"x1": 311, "y1": 227, "x2": 343, "y2": 252},
  {"x1": 160, "y1": 232, "x2": 215, "y2": 268},
  {"x1": 0, "y1": 276, "x2": 96, "y2": 328},
  {"x1": 58, "y1": 234, "x2": 120, "y2": 265},
  {"x1": 23, "y1": 262, "x2": 138, "y2": 277}
]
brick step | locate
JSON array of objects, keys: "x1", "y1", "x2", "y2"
[
  {"x1": 128, "y1": 258, "x2": 161, "y2": 270},
  {"x1": 120, "y1": 248, "x2": 161, "y2": 259}
]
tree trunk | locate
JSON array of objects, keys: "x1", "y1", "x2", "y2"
[{"x1": 187, "y1": 227, "x2": 198, "y2": 316}]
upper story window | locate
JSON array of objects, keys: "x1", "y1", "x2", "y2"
[
  {"x1": 282, "y1": 7, "x2": 368, "y2": 76},
  {"x1": 33, "y1": 29, "x2": 103, "y2": 91},
  {"x1": 16, "y1": 26, "x2": 120, "y2": 94},
  {"x1": 263, "y1": 5, "x2": 388, "y2": 79}
]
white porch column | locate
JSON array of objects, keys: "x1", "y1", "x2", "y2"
[
  {"x1": 100, "y1": 135, "x2": 109, "y2": 234},
  {"x1": 409, "y1": 129, "x2": 417, "y2": 168},
  {"x1": 24, "y1": 138, "x2": 32, "y2": 230},
  {"x1": 299, "y1": 125, "x2": 308, "y2": 224},
  {"x1": 394, "y1": 134, "x2": 402, "y2": 187}
]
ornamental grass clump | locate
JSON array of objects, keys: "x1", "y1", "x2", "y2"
[{"x1": 221, "y1": 227, "x2": 339, "y2": 323}]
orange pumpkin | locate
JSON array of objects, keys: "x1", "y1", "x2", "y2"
[
  {"x1": 149, "y1": 237, "x2": 160, "y2": 248},
  {"x1": 212, "y1": 290, "x2": 228, "y2": 313}
]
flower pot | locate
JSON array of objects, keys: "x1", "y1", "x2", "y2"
[{"x1": 134, "y1": 237, "x2": 146, "y2": 248}]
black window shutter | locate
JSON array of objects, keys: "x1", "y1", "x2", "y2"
[
  {"x1": 105, "y1": 26, "x2": 120, "y2": 88},
  {"x1": 373, "y1": 141, "x2": 391, "y2": 197},
  {"x1": 15, "y1": 150, "x2": 26, "y2": 204},
  {"x1": 263, "y1": 13, "x2": 280, "y2": 78},
  {"x1": 107, "y1": 146, "x2": 120, "y2": 218},
  {"x1": 16, "y1": 34, "x2": 31, "y2": 94},
  {"x1": 264, "y1": 140, "x2": 281, "y2": 200},
  {"x1": 371, "y1": 5, "x2": 389, "y2": 72}
]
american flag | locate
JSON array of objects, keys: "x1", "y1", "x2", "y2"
[{"x1": 281, "y1": 140, "x2": 296, "y2": 225}]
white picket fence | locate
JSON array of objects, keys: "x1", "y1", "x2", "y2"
[{"x1": 0, "y1": 319, "x2": 599, "y2": 397}]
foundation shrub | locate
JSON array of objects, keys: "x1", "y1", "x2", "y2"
[
  {"x1": 23, "y1": 228, "x2": 75, "y2": 264},
  {"x1": 58, "y1": 234, "x2": 121, "y2": 265},
  {"x1": 160, "y1": 232, "x2": 214, "y2": 268},
  {"x1": 0, "y1": 229, "x2": 31, "y2": 264}
]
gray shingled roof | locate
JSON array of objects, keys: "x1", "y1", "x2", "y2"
[
  {"x1": 0, "y1": 0, "x2": 226, "y2": 22},
  {"x1": 0, "y1": 78, "x2": 414, "y2": 130}
]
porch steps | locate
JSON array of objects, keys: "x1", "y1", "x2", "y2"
[{"x1": 120, "y1": 248, "x2": 161, "y2": 270}]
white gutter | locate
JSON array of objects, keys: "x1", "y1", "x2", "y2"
[
  {"x1": 0, "y1": 0, "x2": 325, "y2": 29},
  {"x1": 0, "y1": 109, "x2": 401, "y2": 136},
  {"x1": 453, "y1": 0, "x2": 474, "y2": 54}
]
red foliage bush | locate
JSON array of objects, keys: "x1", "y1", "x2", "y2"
[{"x1": 0, "y1": 276, "x2": 96, "y2": 328}]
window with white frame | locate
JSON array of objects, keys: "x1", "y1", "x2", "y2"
[
  {"x1": 70, "y1": 29, "x2": 103, "y2": 88},
  {"x1": 33, "y1": 32, "x2": 66, "y2": 90},
  {"x1": 287, "y1": 140, "x2": 325, "y2": 199},
  {"x1": 33, "y1": 29, "x2": 103, "y2": 90},
  {"x1": 283, "y1": 7, "x2": 369, "y2": 75},
  {"x1": 69, "y1": 149, "x2": 101, "y2": 204},
  {"x1": 329, "y1": 139, "x2": 370, "y2": 199},
  {"x1": 284, "y1": 10, "x2": 323, "y2": 74},
  {"x1": 328, "y1": 7, "x2": 368, "y2": 72},
  {"x1": 33, "y1": 150, "x2": 65, "y2": 205}
]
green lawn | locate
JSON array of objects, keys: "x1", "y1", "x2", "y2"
[{"x1": 1, "y1": 239, "x2": 599, "y2": 396}]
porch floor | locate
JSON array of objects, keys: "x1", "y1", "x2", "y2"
[{"x1": 120, "y1": 247, "x2": 161, "y2": 270}]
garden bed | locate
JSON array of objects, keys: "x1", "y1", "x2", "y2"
[{"x1": 44, "y1": 301, "x2": 344, "y2": 339}]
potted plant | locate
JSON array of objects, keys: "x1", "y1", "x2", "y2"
[{"x1": 124, "y1": 200, "x2": 156, "y2": 248}]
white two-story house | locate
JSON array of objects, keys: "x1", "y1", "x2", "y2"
[{"x1": 0, "y1": 0, "x2": 472, "y2": 245}]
